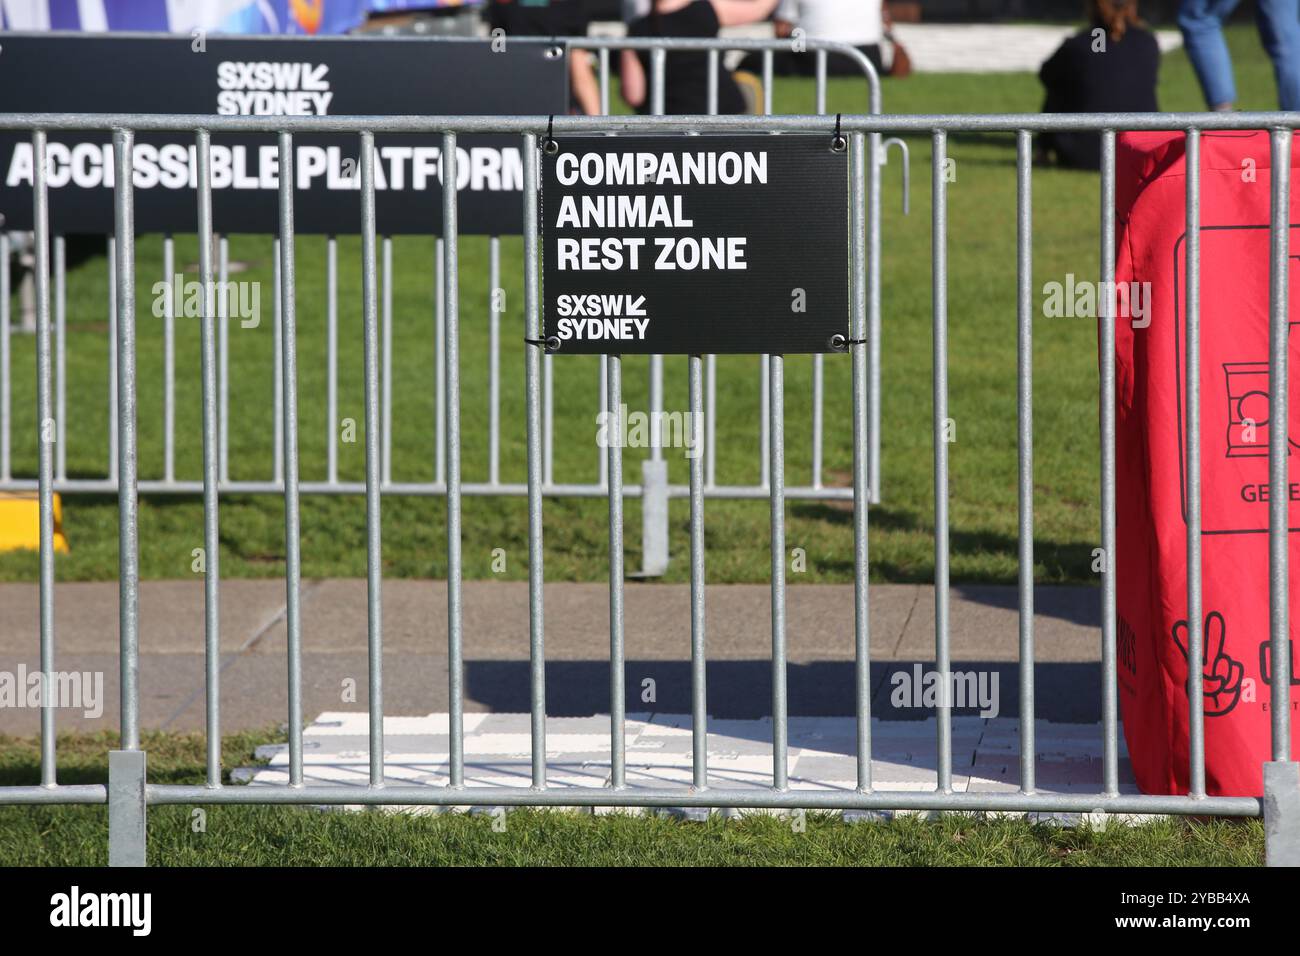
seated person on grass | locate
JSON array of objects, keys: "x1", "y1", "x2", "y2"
[{"x1": 1038, "y1": 0, "x2": 1160, "y2": 170}]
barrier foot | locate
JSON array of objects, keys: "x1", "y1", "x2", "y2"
[
  {"x1": 108, "y1": 750, "x2": 147, "y2": 867},
  {"x1": 635, "y1": 459, "x2": 669, "y2": 578},
  {"x1": 1264, "y1": 761, "x2": 1300, "y2": 867}
]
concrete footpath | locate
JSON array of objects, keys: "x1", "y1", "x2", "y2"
[{"x1": 0, "y1": 579, "x2": 1103, "y2": 735}]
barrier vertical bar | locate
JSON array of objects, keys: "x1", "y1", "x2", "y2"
[
  {"x1": 932, "y1": 129, "x2": 952, "y2": 793},
  {"x1": 360, "y1": 132, "x2": 385, "y2": 787},
  {"x1": 815, "y1": 50, "x2": 827, "y2": 114},
  {"x1": 650, "y1": 44, "x2": 666, "y2": 124},
  {"x1": 278, "y1": 132, "x2": 304, "y2": 788},
  {"x1": 34, "y1": 132, "x2": 56, "y2": 786},
  {"x1": 705, "y1": 355, "x2": 716, "y2": 489},
  {"x1": 707, "y1": 48, "x2": 718, "y2": 116},
  {"x1": 435, "y1": 237, "x2": 444, "y2": 486},
  {"x1": 608, "y1": 352, "x2": 626, "y2": 789},
  {"x1": 113, "y1": 128, "x2": 140, "y2": 753},
  {"x1": 641, "y1": 44, "x2": 669, "y2": 575},
  {"x1": 54, "y1": 234, "x2": 65, "y2": 482},
  {"x1": 108, "y1": 235, "x2": 118, "y2": 484},
  {"x1": 218, "y1": 236, "x2": 229, "y2": 484},
  {"x1": 1100, "y1": 129, "x2": 1119, "y2": 797},
  {"x1": 1016, "y1": 130, "x2": 1035, "y2": 793},
  {"x1": 524, "y1": 134, "x2": 546, "y2": 788},
  {"x1": 0, "y1": 232, "x2": 9, "y2": 482},
  {"x1": 544, "y1": 342, "x2": 554, "y2": 486},
  {"x1": 598, "y1": 48, "x2": 610, "y2": 116},
  {"x1": 163, "y1": 233, "x2": 175, "y2": 483},
  {"x1": 811, "y1": 54, "x2": 827, "y2": 491},
  {"x1": 273, "y1": 236, "x2": 283, "y2": 485},
  {"x1": 196, "y1": 131, "x2": 221, "y2": 789},
  {"x1": 850, "y1": 131, "x2": 872, "y2": 792},
  {"x1": 770, "y1": 352, "x2": 787, "y2": 791},
  {"x1": 327, "y1": 235, "x2": 338, "y2": 486},
  {"x1": 1264, "y1": 127, "x2": 1299, "y2": 867},
  {"x1": 384, "y1": 236, "x2": 394, "y2": 485},
  {"x1": 593, "y1": 31, "x2": 609, "y2": 491},
  {"x1": 1268, "y1": 127, "x2": 1292, "y2": 764},
  {"x1": 696, "y1": 53, "x2": 720, "y2": 770},
  {"x1": 109, "y1": 125, "x2": 147, "y2": 866},
  {"x1": 705, "y1": 50, "x2": 719, "y2": 491},
  {"x1": 762, "y1": 49, "x2": 773, "y2": 117},
  {"x1": 868, "y1": 117, "x2": 883, "y2": 505},
  {"x1": 1185, "y1": 129, "x2": 1205, "y2": 798},
  {"x1": 759, "y1": 64, "x2": 771, "y2": 491},
  {"x1": 690, "y1": 351, "x2": 707, "y2": 791},
  {"x1": 489, "y1": 235, "x2": 501, "y2": 487},
  {"x1": 600, "y1": 350, "x2": 609, "y2": 488},
  {"x1": 444, "y1": 132, "x2": 464, "y2": 788},
  {"x1": 595, "y1": 41, "x2": 608, "y2": 502}
]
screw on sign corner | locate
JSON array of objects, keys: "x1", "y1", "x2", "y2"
[{"x1": 830, "y1": 113, "x2": 847, "y2": 153}]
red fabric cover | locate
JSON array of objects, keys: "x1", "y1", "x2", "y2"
[{"x1": 1115, "y1": 129, "x2": 1300, "y2": 796}]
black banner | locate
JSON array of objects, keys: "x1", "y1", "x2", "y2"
[
  {"x1": 0, "y1": 865, "x2": 1279, "y2": 939},
  {"x1": 0, "y1": 33, "x2": 568, "y2": 235},
  {"x1": 541, "y1": 134, "x2": 849, "y2": 355}
]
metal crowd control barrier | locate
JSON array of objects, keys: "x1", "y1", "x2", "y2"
[
  {"x1": 1, "y1": 108, "x2": 1298, "y2": 869},
  {"x1": 0, "y1": 37, "x2": 901, "y2": 579}
]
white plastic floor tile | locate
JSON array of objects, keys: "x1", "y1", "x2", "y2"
[{"x1": 244, "y1": 713, "x2": 1138, "y2": 810}]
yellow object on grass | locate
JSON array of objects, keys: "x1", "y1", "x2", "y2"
[{"x1": 0, "y1": 491, "x2": 70, "y2": 553}]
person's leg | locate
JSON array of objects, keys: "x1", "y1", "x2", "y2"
[
  {"x1": 1255, "y1": 0, "x2": 1300, "y2": 110},
  {"x1": 1178, "y1": 0, "x2": 1244, "y2": 108}
]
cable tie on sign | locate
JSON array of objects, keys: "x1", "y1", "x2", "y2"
[
  {"x1": 543, "y1": 114, "x2": 558, "y2": 154},
  {"x1": 831, "y1": 113, "x2": 847, "y2": 153},
  {"x1": 525, "y1": 335, "x2": 560, "y2": 353}
]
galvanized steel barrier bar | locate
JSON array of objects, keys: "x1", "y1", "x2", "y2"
[
  {"x1": 1016, "y1": 129, "x2": 1035, "y2": 796},
  {"x1": 195, "y1": 130, "x2": 221, "y2": 789},
  {"x1": 1184, "y1": 128, "x2": 1204, "y2": 799},
  {"x1": 360, "y1": 131, "x2": 385, "y2": 787},
  {"x1": 1099, "y1": 130, "x2": 1119, "y2": 799},
  {"x1": 1, "y1": 108, "x2": 1298, "y2": 870}
]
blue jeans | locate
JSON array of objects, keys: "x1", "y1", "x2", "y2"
[{"x1": 1179, "y1": 0, "x2": 1300, "y2": 109}]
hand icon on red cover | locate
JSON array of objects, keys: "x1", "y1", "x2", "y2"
[{"x1": 1172, "y1": 611, "x2": 1244, "y2": 716}]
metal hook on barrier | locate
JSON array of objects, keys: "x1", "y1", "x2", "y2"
[{"x1": 879, "y1": 136, "x2": 911, "y2": 215}]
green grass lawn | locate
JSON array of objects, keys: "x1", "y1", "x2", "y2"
[
  {"x1": 0, "y1": 25, "x2": 1282, "y2": 586},
  {"x1": 0, "y1": 728, "x2": 1265, "y2": 866}
]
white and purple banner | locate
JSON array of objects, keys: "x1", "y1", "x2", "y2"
[{"x1": 0, "y1": 0, "x2": 480, "y2": 36}]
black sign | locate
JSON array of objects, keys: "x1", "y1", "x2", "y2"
[
  {"x1": 0, "y1": 34, "x2": 568, "y2": 235},
  {"x1": 541, "y1": 135, "x2": 848, "y2": 355}
]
